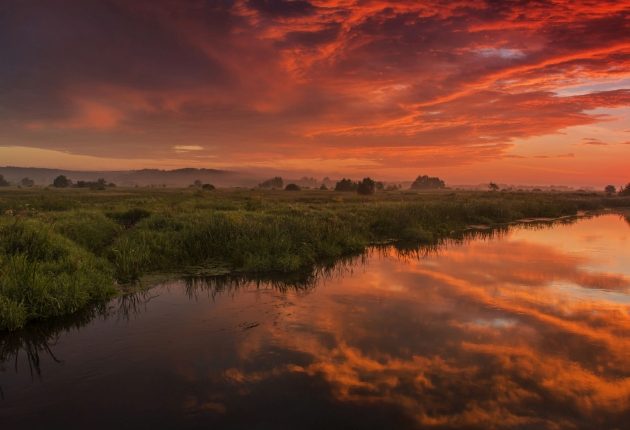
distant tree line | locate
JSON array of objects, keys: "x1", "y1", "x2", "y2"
[
  {"x1": 331, "y1": 178, "x2": 382, "y2": 195},
  {"x1": 258, "y1": 176, "x2": 284, "y2": 189},
  {"x1": 51, "y1": 175, "x2": 115, "y2": 189},
  {"x1": 605, "y1": 184, "x2": 630, "y2": 196},
  {"x1": 0, "y1": 175, "x2": 36, "y2": 187},
  {"x1": 619, "y1": 184, "x2": 630, "y2": 196},
  {"x1": 253, "y1": 174, "x2": 447, "y2": 195},
  {"x1": 253, "y1": 176, "x2": 629, "y2": 197}
]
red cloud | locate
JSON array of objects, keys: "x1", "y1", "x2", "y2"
[{"x1": 0, "y1": 0, "x2": 629, "y2": 177}]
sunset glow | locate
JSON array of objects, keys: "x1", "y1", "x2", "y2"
[{"x1": 1, "y1": 0, "x2": 629, "y2": 185}]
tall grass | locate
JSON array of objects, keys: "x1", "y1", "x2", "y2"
[
  {"x1": 0, "y1": 220, "x2": 115, "y2": 330},
  {"x1": 1, "y1": 187, "x2": 629, "y2": 330}
]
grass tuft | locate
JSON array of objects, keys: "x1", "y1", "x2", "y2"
[{"x1": 1, "y1": 187, "x2": 629, "y2": 330}]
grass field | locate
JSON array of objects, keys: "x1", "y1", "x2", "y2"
[{"x1": 1, "y1": 187, "x2": 629, "y2": 330}]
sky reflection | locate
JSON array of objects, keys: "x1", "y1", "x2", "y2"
[
  {"x1": 1, "y1": 214, "x2": 629, "y2": 429},
  {"x1": 225, "y1": 214, "x2": 630, "y2": 428}
]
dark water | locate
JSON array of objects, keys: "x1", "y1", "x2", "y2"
[{"x1": 2, "y1": 213, "x2": 630, "y2": 429}]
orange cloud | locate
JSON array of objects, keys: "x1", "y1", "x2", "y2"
[
  {"x1": 215, "y1": 214, "x2": 630, "y2": 427},
  {"x1": 0, "y1": 0, "x2": 629, "y2": 183}
]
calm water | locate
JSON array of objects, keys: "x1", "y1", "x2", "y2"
[{"x1": 2, "y1": 213, "x2": 630, "y2": 429}]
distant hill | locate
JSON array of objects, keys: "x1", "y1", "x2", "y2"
[{"x1": 0, "y1": 167, "x2": 258, "y2": 187}]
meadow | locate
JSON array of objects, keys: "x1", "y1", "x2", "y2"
[{"x1": 1, "y1": 186, "x2": 629, "y2": 330}]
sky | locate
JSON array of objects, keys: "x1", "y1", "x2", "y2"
[{"x1": 1, "y1": 0, "x2": 629, "y2": 186}]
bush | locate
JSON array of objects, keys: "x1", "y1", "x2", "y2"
[
  {"x1": 20, "y1": 177, "x2": 35, "y2": 187},
  {"x1": 335, "y1": 178, "x2": 357, "y2": 192},
  {"x1": 605, "y1": 185, "x2": 616, "y2": 194},
  {"x1": 75, "y1": 178, "x2": 112, "y2": 190},
  {"x1": 357, "y1": 177, "x2": 376, "y2": 195},
  {"x1": 52, "y1": 175, "x2": 71, "y2": 188},
  {"x1": 620, "y1": 184, "x2": 630, "y2": 196},
  {"x1": 411, "y1": 175, "x2": 445, "y2": 190},
  {"x1": 258, "y1": 177, "x2": 283, "y2": 189},
  {"x1": 285, "y1": 183, "x2": 301, "y2": 191}
]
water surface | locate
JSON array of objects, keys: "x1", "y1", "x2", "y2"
[{"x1": 2, "y1": 213, "x2": 630, "y2": 429}]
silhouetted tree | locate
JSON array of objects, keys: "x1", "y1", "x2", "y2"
[
  {"x1": 335, "y1": 178, "x2": 357, "y2": 192},
  {"x1": 258, "y1": 177, "x2": 283, "y2": 189},
  {"x1": 605, "y1": 185, "x2": 616, "y2": 195},
  {"x1": 488, "y1": 182, "x2": 499, "y2": 191},
  {"x1": 20, "y1": 177, "x2": 34, "y2": 187},
  {"x1": 0, "y1": 174, "x2": 9, "y2": 186},
  {"x1": 52, "y1": 175, "x2": 71, "y2": 188},
  {"x1": 357, "y1": 177, "x2": 376, "y2": 195},
  {"x1": 75, "y1": 178, "x2": 110, "y2": 190},
  {"x1": 410, "y1": 175, "x2": 445, "y2": 190},
  {"x1": 620, "y1": 183, "x2": 630, "y2": 196},
  {"x1": 284, "y1": 183, "x2": 301, "y2": 191}
]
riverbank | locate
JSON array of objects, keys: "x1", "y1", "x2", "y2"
[{"x1": 1, "y1": 187, "x2": 629, "y2": 330}]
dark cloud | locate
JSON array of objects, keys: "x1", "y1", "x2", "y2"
[
  {"x1": 0, "y1": 0, "x2": 233, "y2": 121},
  {"x1": 0, "y1": 0, "x2": 628, "y2": 175},
  {"x1": 247, "y1": 0, "x2": 315, "y2": 17},
  {"x1": 581, "y1": 138, "x2": 609, "y2": 146},
  {"x1": 279, "y1": 23, "x2": 341, "y2": 48}
]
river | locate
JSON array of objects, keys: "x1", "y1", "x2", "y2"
[{"x1": 1, "y1": 213, "x2": 629, "y2": 429}]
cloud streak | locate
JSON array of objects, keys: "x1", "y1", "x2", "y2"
[{"x1": 0, "y1": 0, "x2": 629, "y2": 180}]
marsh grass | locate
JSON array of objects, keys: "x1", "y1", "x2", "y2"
[
  {"x1": 0, "y1": 220, "x2": 115, "y2": 330},
  {"x1": 1, "y1": 187, "x2": 629, "y2": 330}
]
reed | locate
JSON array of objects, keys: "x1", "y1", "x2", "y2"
[{"x1": 1, "y1": 187, "x2": 629, "y2": 330}]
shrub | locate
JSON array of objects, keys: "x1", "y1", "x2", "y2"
[
  {"x1": 20, "y1": 177, "x2": 35, "y2": 187},
  {"x1": 258, "y1": 177, "x2": 283, "y2": 189},
  {"x1": 411, "y1": 175, "x2": 445, "y2": 190},
  {"x1": 52, "y1": 175, "x2": 71, "y2": 188},
  {"x1": 357, "y1": 177, "x2": 376, "y2": 195},
  {"x1": 335, "y1": 178, "x2": 357, "y2": 192},
  {"x1": 285, "y1": 183, "x2": 301, "y2": 191},
  {"x1": 75, "y1": 178, "x2": 112, "y2": 190}
]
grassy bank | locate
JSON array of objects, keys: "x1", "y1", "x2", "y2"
[{"x1": 1, "y1": 187, "x2": 629, "y2": 330}]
